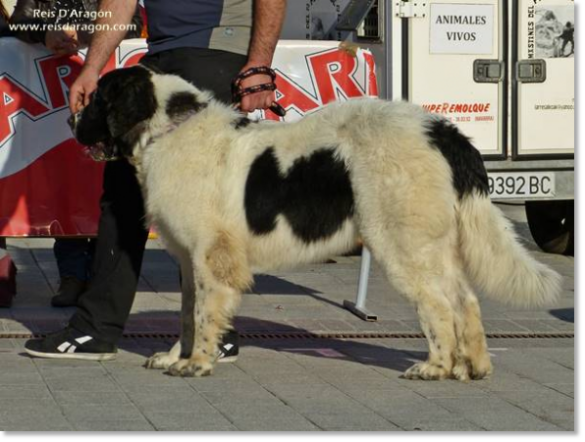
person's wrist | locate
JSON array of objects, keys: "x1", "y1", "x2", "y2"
[
  {"x1": 242, "y1": 59, "x2": 272, "y2": 69},
  {"x1": 81, "y1": 64, "x2": 101, "y2": 76}
]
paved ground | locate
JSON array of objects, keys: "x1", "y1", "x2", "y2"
[{"x1": 0, "y1": 205, "x2": 575, "y2": 431}]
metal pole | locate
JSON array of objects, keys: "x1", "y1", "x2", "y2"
[
  {"x1": 343, "y1": 247, "x2": 378, "y2": 321},
  {"x1": 355, "y1": 246, "x2": 372, "y2": 309}
]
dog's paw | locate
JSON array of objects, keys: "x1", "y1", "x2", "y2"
[
  {"x1": 403, "y1": 362, "x2": 451, "y2": 380},
  {"x1": 452, "y1": 360, "x2": 472, "y2": 382},
  {"x1": 144, "y1": 351, "x2": 179, "y2": 370},
  {"x1": 470, "y1": 355, "x2": 493, "y2": 380},
  {"x1": 166, "y1": 358, "x2": 214, "y2": 378}
]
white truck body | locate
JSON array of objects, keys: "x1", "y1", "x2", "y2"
[{"x1": 282, "y1": 0, "x2": 575, "y2": 201}]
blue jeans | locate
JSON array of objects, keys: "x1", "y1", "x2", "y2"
[{"x1": 53, "y1": 238, "x2": 95, "y2": 282}]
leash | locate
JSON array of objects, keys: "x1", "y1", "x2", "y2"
[{"x1": 231, "y1": 66, "x2": 286, "y2": 117}]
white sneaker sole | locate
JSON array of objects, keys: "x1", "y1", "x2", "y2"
[{"x1": 25, "y1": 348, "x2": 117, "y2": 361}]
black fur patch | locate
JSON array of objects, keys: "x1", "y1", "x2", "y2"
[
  {"x1": 426, "y1": 119, "x2": 489, "y2": 199},
  {"x1": 166, "y1": 92, "x2": 206, "y2": 122},
  {"x1": 245, "y1": 148, "x2": 354, "y2": 243},
  {"x1": 74, "y1": 66, "x2": 158, "y2": 158},
  {"x1": 233, "y1": 117, "x2": 253, "y2": 129}
]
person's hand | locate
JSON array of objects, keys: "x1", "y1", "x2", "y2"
[
  {"x1": 237, "y1": 63, "x2": 276, "y2": 113},
  {"x1": 69, "y1": 67, "x2": 100, "y2": 113},
  {"x1": 45, "y1": 28, "x2": 79, "y2": 56}
]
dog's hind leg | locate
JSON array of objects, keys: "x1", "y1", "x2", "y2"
[
  {"x1": 145, "y1": 256, "x2": 194, "y2": 370},
  {"x1": 167, "y1": 229, "x2": 252, "y2": 377},
  {"x1": 404, "y1": 286, "x2": 458, "y2": 380},
  {"x1": 452, "y1": 283, "x2": 492, "y2": 381},
  {"x1": 363, "y1": 225, "x2": 461, "y2": 380}
]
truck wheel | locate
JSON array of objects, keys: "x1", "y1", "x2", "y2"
[{"x1": 525, "y1": 200, "x2": 574, "y2": 256}]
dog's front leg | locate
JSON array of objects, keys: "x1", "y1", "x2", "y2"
[
  {"x1": 144, "y1": 340, "x2": 181, "y2": 370},
  {"x1": 145, "y1": 257, "x2": 194, "y2": 370},
  {"x1": 167, "y1": 275, "x2": 233, "y2": 377},
  {"x1": 167, "y1": 231, "x2": 250, "y2": 377}
]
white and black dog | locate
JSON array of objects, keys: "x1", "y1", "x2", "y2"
[{"x1": 70, "y1": 66, "x2": 561, "y2": 380}]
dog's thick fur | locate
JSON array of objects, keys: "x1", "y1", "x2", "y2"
[{"x1": 72, "y1": 66, "x2": 562, "y2": 380}]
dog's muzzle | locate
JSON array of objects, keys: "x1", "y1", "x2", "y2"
[{"x1": 68, "y1": 110, "x2": 119, "y2": 162}]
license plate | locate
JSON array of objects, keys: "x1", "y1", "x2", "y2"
[{"x1": 488, "y1": 172, "x2": 556, "y2": 199}]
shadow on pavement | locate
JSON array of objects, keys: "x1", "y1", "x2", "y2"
[
  {"x1": 548, "y1": 308, "x2": 574, "y2": 323},
  {"x1": 116, "y1": 312, "x2": 427, "y2": 375}
]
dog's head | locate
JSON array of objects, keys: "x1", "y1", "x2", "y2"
[{"x1": 69, "y1": 65, "x2": 209, "y2": 160}]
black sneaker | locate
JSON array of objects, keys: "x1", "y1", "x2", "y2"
[
  {"x1": 217, "y1": 329, "x2": 239, "y2": 363},
  {"x1": 24, "y1": 328, "x2": 117, "y2": 361},
  {"x1": 51, "y1": 276, "x2": 87, "y2": 308}
]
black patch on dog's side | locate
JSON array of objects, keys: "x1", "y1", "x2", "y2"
[
  {"x1": 166, "y1": 92, "x2": 206, "y2": 123},
  {"x1": 426, "y1": 119, "x2": 489, "y2": 199},
  {"x1": 245, "y1": 148, "x2": 355, "y2": 243},
  {"x1": 244, "y1": 148, "x2": 282, "y2": 235}
]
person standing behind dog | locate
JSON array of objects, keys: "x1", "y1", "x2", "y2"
[
  {"x1": 25, "y1": 0, "x2": 286, "y2": 360},
  {"x1": 10, "y1": 0, "x2": 143, "y2": 308}
]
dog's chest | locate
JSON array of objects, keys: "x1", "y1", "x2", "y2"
[{"x1": 244, "y1": 147, "x2": 355, "y2": 244}]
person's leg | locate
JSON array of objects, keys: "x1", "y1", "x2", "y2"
[
  {"x1": 51, "y1": 238, "x2": 92, "y2": 307},
  {"x1": 0, "y1": 237, "x2": 17, "y2": 307},
  {"x1": 68, "y1": 159, "x2": 150, "y2": 342},
  {"x1": 53, "y1": 238, "x2": 92, "y2": 281},
  {"x1": 25, "y1": 159, "x2": 149, "y2": 359}
]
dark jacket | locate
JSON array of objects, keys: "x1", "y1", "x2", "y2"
[
  {"x1": 11, "y1": 0, "x2": 143, "y2": 45},
  {"x1": 0, "y1": 12, "x2": 13, "y2": 37}
]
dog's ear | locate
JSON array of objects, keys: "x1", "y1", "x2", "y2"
[{"x1": 99, "y1": 67, "x2": 158, "y2": 138}]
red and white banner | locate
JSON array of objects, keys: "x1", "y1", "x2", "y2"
[{"x1": 0, "y1": 39, "x2": 377, "y2": 236}]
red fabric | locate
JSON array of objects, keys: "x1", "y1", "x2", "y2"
[{"x1": 0, "y1": 139, "x2": 104, "y2": 236}]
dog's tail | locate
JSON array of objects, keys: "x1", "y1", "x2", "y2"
[{"x1": 457, "y1": 194, "x2": 562, "y2": 307}]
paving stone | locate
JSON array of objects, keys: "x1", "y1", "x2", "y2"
[
  {"x1": 60, "y1": 404, "x2": 145, "y2": 421},
  {"x1": 303, "y1": 412, "x2": 399, "y2": 431},
  {"x1": 543, "y1": 383, "x2": 574, "y2": 399},
  {"x1": 402, "y1": 380, "x2": 490, "y2": 399},
  {"x1": 495, "y1": 351, "x2": 574, "y2": 384},
  {"x1": 0, "y1": 419, "x2": 73, "y2": 431},
  {"x1": 433, "y1": 397, "x2": 563, "y2": 431},
  {"x1": 198, "y1": 389, "x2": 281, "y2": 407},
  {"x1": 0, "y1": 385, "x2": 53, "y2": 400},
  {"x1": 231, "y1": 415, "x2": 319, "y2": 431},
  {"x1": 0, "y1": 407, "x2": 71, "y2": 431},
  {"x1": 342, "y1": 389, "x2": 470, "y2": 430},
  {"x1": 52, "y1": 391, "x2": 133, "y2": 406},
  {"x1": 130, "y1": 390, "x2": 214, "y2": 412},
  {"x1": 497, "y1": 390, "x2": 574, "y2": 430},
  {"x1": 44, "y1": 377, "x2": 120, "y2": 393},
  {"x1": 144, "y1": 411, "x2": 236, "y2": 431},
  {"x1": 396, "y1": 417, "x2": 483, "y2": 431},
  {"x1": 72, "y1": 419, "x2": 155, "y2": 431},
  {"x1": 0, "y1": 372, "x2": 46, "y2": 387}
]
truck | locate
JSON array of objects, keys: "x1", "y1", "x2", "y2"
[{"x1": 282, "y1": 0, "x2": 575, "y2": 257}]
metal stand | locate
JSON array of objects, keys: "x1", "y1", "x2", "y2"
[{"x1": 343, "y1": 247, "x2": 378, "y2": 321}]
